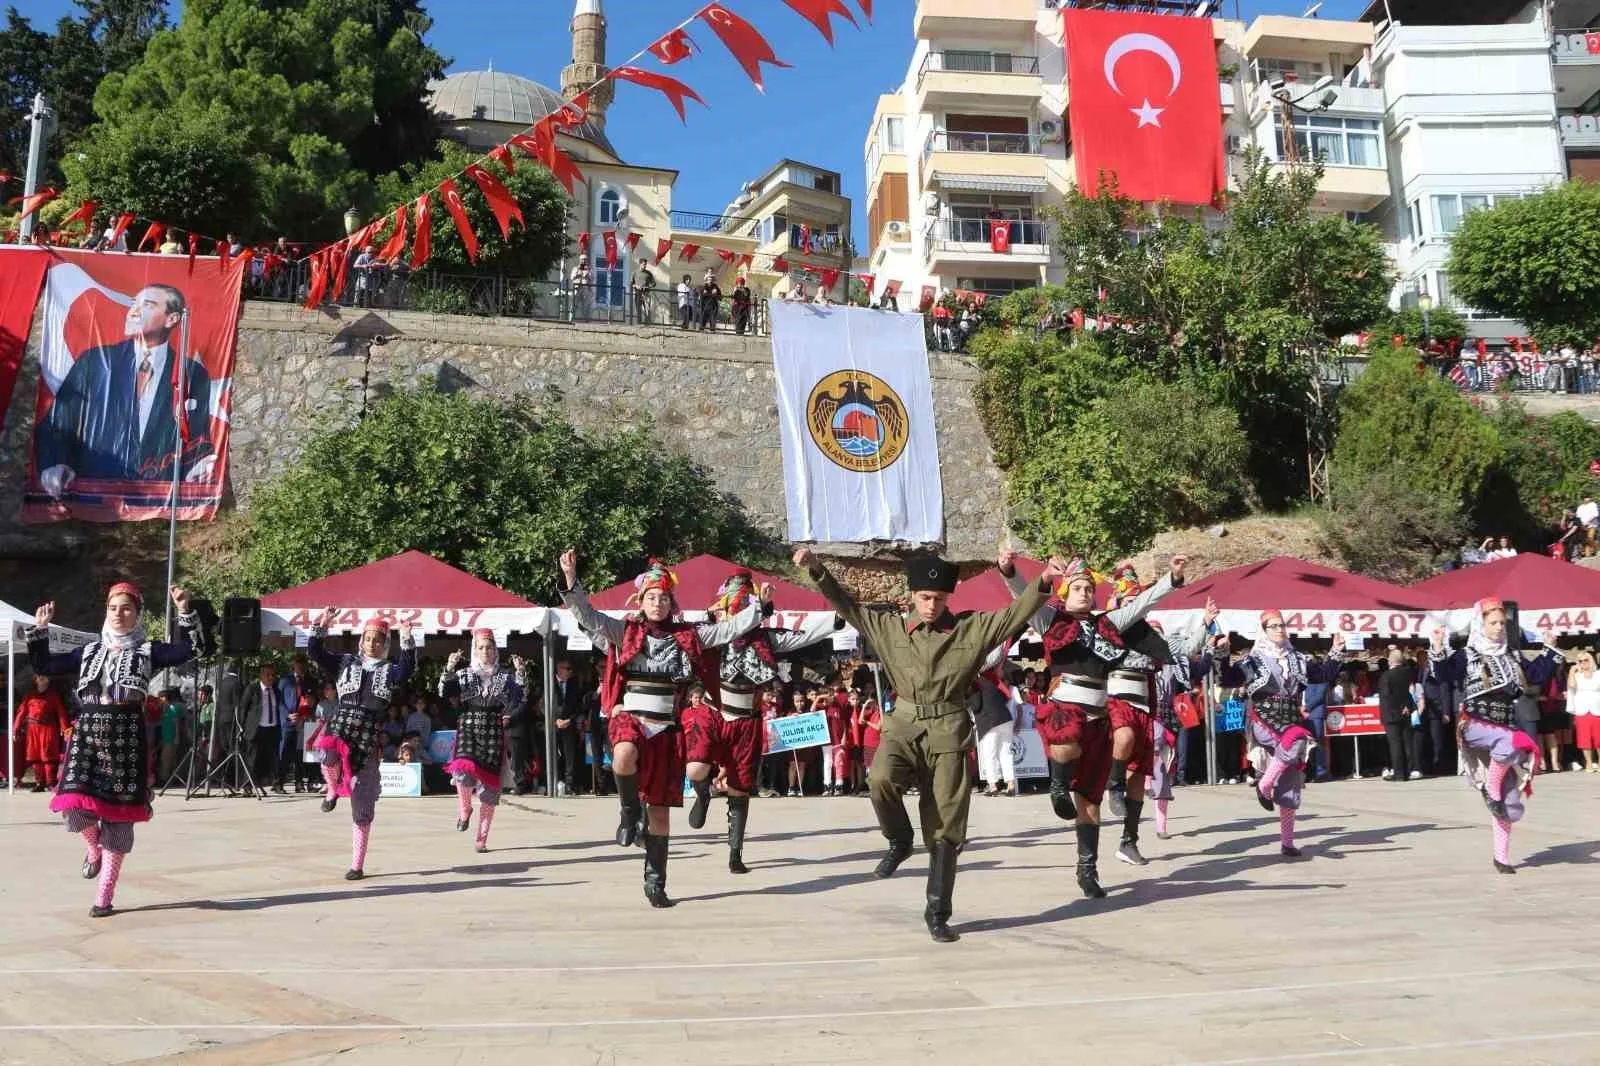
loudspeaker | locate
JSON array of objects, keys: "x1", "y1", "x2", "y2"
[
  {"x1": 1503, "y1": 599, "x2": 1521, "y2": 651},
  {"x1": 221, "y1": 596, "x2": 261, "y2": 655}
]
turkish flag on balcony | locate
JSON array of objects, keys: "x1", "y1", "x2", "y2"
[
  {"x1": 603, "y1": 230, "x2": 619, "y2": 270},
  {"x1": 656, "y1": 237, "x2": 673, "y2": 262},
  {"x1": 1062, "y1": 9, "x2": 1224, "y2": 206},
  {"x1": 989, "y1": 221, "x2": 1012, "y2": 254}
]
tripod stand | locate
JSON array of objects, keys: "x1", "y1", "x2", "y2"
[{"x1": 194, "y1": 657, "x2": 263, "y2": 800}]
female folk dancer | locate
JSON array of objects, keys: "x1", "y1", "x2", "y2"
[
  {"x1": 1429, "y1": 600, "x2": 1560, "y2": 873},
  {"x1": 1003, "y1": 553, "x2": 1184, "y2": 898},
  {"x1": 686, "y1": 570, "x2": 837, "y2": 873},
  {"x1": 1145, "y1": 609, "x2": 1220, "y2": 841},
  {"x1": 28, "y1": 584, "x2": 211, "y2": 917},
  {"x1": 306, "y1": 608, "x2": 416, "y2": 880},
  {"x1": 558, "y1": 551, "x2": 762, "y2": 908},
  {"x1": 439, "y1": 630, "x2": 527, "y2": 853},
  {"x1": 14, "y1": 673, "x2": 68, "y2": 791},
  {"x1": 1218, "y1": 612, "x2": 1344, "y2": 858}
]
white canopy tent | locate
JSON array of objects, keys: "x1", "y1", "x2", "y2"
[{"x1": 3, "y1": 598, "x2": 95, "y2": 794}]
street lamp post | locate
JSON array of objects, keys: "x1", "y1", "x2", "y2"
[{"x1": 1418, "y1": 292, "x2": 1433, "y2": 354}]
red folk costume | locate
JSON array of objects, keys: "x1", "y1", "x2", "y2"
[{"x1": 14, "y1": 685, "x2": 68, "y2": 787}]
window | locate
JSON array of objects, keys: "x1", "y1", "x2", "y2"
[
  {"x1": 1431, "y1": 192, "x2": 1515, "y2": 235},
  {"x1": 1253, "y1": 57, "x2": 1328, "y2": 83},
  {"x1": 1408, "y1": 199, "x2": 1423, "y2": 241},
  {"x1": 884, "y1": 116, "x2": 904, "y2": 152},
  {"x1": 866, "y1": 138, "x2": 881, "y2": 176},
  {"x1": 955, "y1": 277, "x2": 1034, "y2": 296},
  {"x1": 598, "y1": 188, "x2": 624, "y2": 226},
  {"x1": 593, "y1": 249, "x2": 627, "y2": 308},
  {"x1": 1272, "y1": 115, "x2": 1382, "y2": 168}
]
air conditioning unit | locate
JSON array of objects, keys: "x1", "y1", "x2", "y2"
[
  {"x1": 1224, "y1": 134, "x2": 1244, "y2": 154},
  {"x1": 887, "y1": 221, "x2": 908, "y2": 237}
]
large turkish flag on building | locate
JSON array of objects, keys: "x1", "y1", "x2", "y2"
[{"x1": 1063, "y1": 9, "x2": 1225, "y2": 206}]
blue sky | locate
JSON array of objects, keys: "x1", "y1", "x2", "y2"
[{"x1": 17, "y1": 0, "x2": 1373, "y2": 238}]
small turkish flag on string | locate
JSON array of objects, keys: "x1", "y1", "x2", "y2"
[
  {"x1": 736, "y1": 253, "x2": 753, "y2": 271},
  {"x1": 716, "y1": 248, "x2": 735, "y2": 264},
  {"x1": 439, "y1": 178, "x2": 479, "y2": 264},
  {"x1": 488, "y1": 143, "x2": 516, "y2": 174},
  {"x1": 919, "y1": 285, "x2": 936, "y2": 311},
  {"x1": 701, "y1": 4, "x2": 791, "y2": 92},
  {"x1": 138, "y1": 222, "x2": 165, "y2": 252},
  {"x1": 59, "y1": 199, "x2": 97, "y2": 232},
  {"x1": 376, "y1": 203, "x2": 409, "y2": 261},
  {"x1": 656, "y1": 237, "x2": 673, "y2": 262},
  {"x1": 411, "y1": 194, "x2": 433, "y2": 270},
  {"x1": 17, "y1": 185, "x2": 57, "y2": 222},
  {"x1": 304, "y1": 248, "x2": 329, "y2": 309},
  {"x1": 625, "y1": 232, "x2": 642, "y2": 254},
  {"x1": 577, "y1": 231, "x2": 591, "y2": 255},
  {"x1": 603, "y1": 230, "x2": 619, "y2": 270},
  {"x1": 107, "y1": 212, "x2": 135, "y2": 249},
  {"x1": 856, "y1": 0, "x2": 873, "y2": 21},
  {"x1": 820, "y1": 267, "x2": 840, "y2": 292},
  {"x1": 187, "y1": 232, "x2": 200, "y2": 273},
  {"x1": 883, "y1": 279, "x2": 902, "y2": 298},
  {"x1": 649, "y1": 27, "x2": 697, "y2": 64},
  {"x1": 974, "y1": 292, "x2": 988, "y2": 308},
  {"x1": 679, "y1": 243, "x2": 700, "y2": 262},
  {"x1": 772, "y1": 255, "x2": 790, "y2": 273},
  {"x1": 858, "y1": 272, "x2": 875, "y2": 295},
  {"x1": 611, "y1": 66, "x2": 707, "y2": 123},
  {"x1": 465, "y1": 162, "x2": 524, "y2": 239},
  {"x1": 553, "y1": 94, "x2": 590, "y2": 129},
  {"x1": 782, "y1": 0, "x2": 858, "y2": 45}
]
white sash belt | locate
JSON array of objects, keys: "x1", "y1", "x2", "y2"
[
  {"x1": 623, "y1": 690, "x2": 675, "y2": 716},
  {"x1": 637, "y1": 719, "x2": 672, "y2": 738},
  {"x1": 1050, "y1": 676, "x2": 1107, "y2": 708},
  {"x1": 721, "y1": 688, "x2": 756, "y2": 710},
  {"x1": 1108, "y1": 670, "x2": 1150, "y2": 704}
]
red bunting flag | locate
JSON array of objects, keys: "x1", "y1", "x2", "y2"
[
  {"x1": 218, "y1": 239, "x2": 231, "y2": 274},
  {"x1": 138, "y1": 222, "x2": 165, "y2": 252},
  {"x1": 17, "y1": 185, "x2": 57, "y2": 222},
  {"x1": 376, "y1": 203, "x2": 409, "y2": 262},
  {"x1": 859, "y1": 272, "x2": 875, "y2": 295},
  {"x1": 611, "y1": 66, "x2": 707, "y2": 123},
  {"x1": 235, "y1": 246, "x2": 254, "y2": 281},
  {"x1": 410, "y1": 194, "x2": 433, "y2": 270},
  {"x1": 656, "y1": 237, "x2": 673, "y2": 262},
  {"x1": 799, "y1": 223, "x2": 811, "y2": 253},
  {"x1": 772, "y1": 256, "x2": 790, "y2": 273},
  {"x1": 187, "y1": 232, "x2": 200, "y2": 273},
  {"x1": 737, "y1": 253, "x2": 753, "y2": 271},
  {"x1": 974, "y1": 292, "x2": 988, "y2": 308},
  {"x1": 679, "y1": 243, "x2": 699, "y2": 262},
  {"x1": 439, "y1": 178, "x2": 479, "y2": 264},
  {"x1": 857, "y1": 0, "x2": 873, "y2": 21},
  {"x1": 649, "y1": 27, "x2": 697, "y2": 64},
  {"x1": 782, "y1": 0, "x2": 858, "y2": 44},
  {"x1": 625, "y1": 232, "x2": 642, "y2": 254},
  {"x1": 514, "y1": 127, "x2": 584, "y2": 195},
  {"x1": 883, "y1": 279, "x2": 901, "y2": 298},
  {"x1": 488, "y1": 143, "x2": 516, "y2": 175},
  {"x1": 701, "y1": 4, "x2": 791, "y2": 92},
  {"x1": 328, "y1": 240, "x2": 352, "y2": 303},
  {"x1": 465, "y1": 162, "x2": 524, "y2": 239},
  {"x1": 603, "y1": 230, "x2": 619, "y2": 270},
  {"x1": 821, "y1": 268, "x2": 840, "y2": 292},
  {"x1": 304, "y1": 248, "x2": 329, "y2": 308},
  {"x1": 107, "y1": 212, "x2": 135, "y2": 249},
  {"x1": 716, "y1": 248, "x2": 735, "y2": 263},
  {"x1": 918, "y1": 285, "x2": 936, "y2": 311},
  {"x1": 577, "y1": 231, "x2": 591, "y2": 255},
  {"x1": 59, "y1": 199, "x2": 97, "y2": 232},
  {"x1": 552, "y1": 93, "x2": 590, "y2": 129}
]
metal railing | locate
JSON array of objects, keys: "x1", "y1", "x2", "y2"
[
  {"x1": 925, "y1": 218, "x2": 1049, "y2": 247},
  {"x1": 245, "y1": 265, "x2": 772, "y2": 334},
  {"x1": 917, "y1": 50, "x2": 1041, "y2": 83},
  {"x1": 669, "y1": 209, "x2": 759, "y2": 235},
  {"x1": 1552, "y1": 29, "x2": 1600, "y2": 59},
  {"x1": 922, "y1": 129, "x2": 1041, "y2": 161}
]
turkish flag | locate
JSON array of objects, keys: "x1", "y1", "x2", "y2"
[
  {"x1": 1062, "y1": 9, "x2": 1224, "y2": 206},
  {"x1": 656, "y1": 237, "x2": 672, "y2": 262},
  {"x1": 410, "y1": 194, "x2": 433, "y2": 270},
  {"x1": 650, "y1": 27, "x2": 696, "y2": 64},
  {"x1": 701, "y1": 4, "x2": 790, "y2": 92},
  {"x1": 989, "y1": 222, "x2": 1012, "y2": 254},
  {"x1": 603, "y1": 230, "x2": 619, "y2": 270}
]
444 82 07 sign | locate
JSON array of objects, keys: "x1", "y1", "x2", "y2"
[
  {"x1": 1280, "y1": 611, "x2": 1430, "y2": 636},
  {"x1": 281, "y1": 607, "x2": 490, "y2": 630}
]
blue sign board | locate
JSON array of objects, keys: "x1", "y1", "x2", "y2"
[
  {"x1": 1219, "y1": 698, "x2": 1246, "y2": 733},
  {"x1": 765, "y1": 710, "x2": 831, "y2": 753}
]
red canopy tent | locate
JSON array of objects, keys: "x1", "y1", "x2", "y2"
[
  {"x1": 946, "y1": 556, "x2": 1117, "y2": 616},
  {"x1": 1410, "y1": 553, "x2": 1600, "y2": 635},
  {"x1": 1147, "y1": 556, "x2": 1443, "y2": 641},
  {"x1": 260, "y1": 550, "x2": 548, "y2": 639}
]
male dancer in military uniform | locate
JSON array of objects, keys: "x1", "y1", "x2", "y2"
[{"x1": 795, "y1": 546, "x2": 1068, "y2": 943}]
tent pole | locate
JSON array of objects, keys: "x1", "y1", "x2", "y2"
[
  {"x1": 7, "y1": 631, "x2": 14, "y2": 793},
  {"x1": 542, "y1": 617, "x2": 556, "y2": 796}
]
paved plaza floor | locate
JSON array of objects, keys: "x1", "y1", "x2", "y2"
[{"x1": 1, "y1": 772, "x2": 1597, "y2": 1065}]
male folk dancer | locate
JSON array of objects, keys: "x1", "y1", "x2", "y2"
[
  {"x1": 439, "y1": 629, "x2": 527, "y2": 853},
  {"x1": 558, "y1": 551, "x2": 763, "y2": 908},
  {"x1": 798, "y1": 546, "x2": 1067, "y2": 943},
  {"x1": 1217, "y1": 612, "x2": 1344, "y2": 858},
  {"x1": 307, "y1": 610, "x2": 417, "y2": 879},
  {"x1": 1429, "y1": 600, "x2": 1560, "y2": 873},
  {"x1": 1003, "y1": 554, "x2": 1185, "y2": 898},
  {"x1": 28, "y1": 584, "x2": 212, "y2": 917},
  {"x1": 685, "y1": 570, "x2": 838, "y2": 873},
  {"x1": 1145, "y1": 606, "x2": 1219, "y2": 841}
]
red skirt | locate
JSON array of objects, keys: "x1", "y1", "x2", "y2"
[
  {"x1": 1108, "y1": 698, "x2": 1154, "y2": 777},
  {"x1": 24, "y1": 722, "x2": 63, "y2": 764},
  {"x1": 609, "y1": 712, "x2": 686, "y2": 808},
  {"x1": 1037, "y1": 700, "x2": 1114, "y2": 802},
  {"x1": 719, "y1": 715, "x2": 763, "y2": 793}
]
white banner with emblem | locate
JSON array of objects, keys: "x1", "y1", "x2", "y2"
[{"x1": 770, "y1": 302, "x2": 943, "y2": 543}]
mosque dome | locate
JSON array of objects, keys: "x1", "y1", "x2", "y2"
[{"x1": 427, "y1": 69, "x2": 616, "y2": 158}]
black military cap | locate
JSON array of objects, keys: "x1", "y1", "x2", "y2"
[{"x1": 905, "y1": 556, "x2": 959, "y2": 593}]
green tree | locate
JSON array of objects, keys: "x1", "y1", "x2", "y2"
[
  {"x1": 1368, "y1": 305, "x2": 1469, "y2": 349},
  {"x1": 371, "y1": 140, "x2": 568, "y2": 276},
  {"x1": 1319, "y1": 468, "x2": 1467, "y2": 583},
  {"x1": 1476, "y1": 397, "x2": 1600, "y2": 543},
  {"x1": 62, "y1": 0, "x2": 446, "y2": 242},
  {"x1": 1330, "y1": 346, "x2": 1500, "y2": 511},
  {"x1": 227, "y1": 387, "x2": 777, "y2": 604},
  {"x1": 1447, "y1": 180, "x2": 1600, "y2": 348}
]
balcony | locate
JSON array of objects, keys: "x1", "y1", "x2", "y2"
[
  {"x1": 1552, "y1": 29, "x2": 1600, "y2": 65},
  {"x1": 1560, "y1": 111, "x2": 1600, "y2": 147},
  {"x1": 916, "y1": 51, "x2": 1041, "y2": 111},
  {"x1": 914, "y1": 0, "x2": 1037, "y2": 39},
  {"x1": 921, "y1": 129, "x2": 1047, "y2": 188},
  {"x1": 1553, "y1": 30, "x2": 1600, "y2": 110},
  {"x1": 668, "y1": 209, "x2": 758, "y2": 236},
  {"x1": 924, "y1": 217, "x2": 1051, "y2": 274}
]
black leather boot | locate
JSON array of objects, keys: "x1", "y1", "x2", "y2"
[
  {"x1": 727, "y1": 795, "x2": 751, "y2": 874},
  {"x1": 924, "y1": 842, "x2": 960, "y2": 943},
  {"x1": 1116, "y1": 799, "x2": 1147, "y2": 865},
  {"x1": 615, "y1": 773, "x2": 644, "y2": 848},
  {"x1": 643, "y1": 831, "x2": 675, "y2": 908},
  {"x1": 874, "y1": 838, "x2": 914, "y2": 879},
  {"x1": 1075, "y1": 821, "x2": 1107, "y2": 899},
  {"x1": 1048, "y1": 759, "x2": 1076, "y2": 821},
  {"x1": 688, "y1": 776, "x2": 712, "y2": 830}
]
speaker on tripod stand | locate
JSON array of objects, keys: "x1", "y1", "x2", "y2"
[
  {"x1": 193, "y1": 597, "x2": 267, "y2": 800},
  {"x1": 221, "y1": 597, "x2": 262, "y2": 656}
]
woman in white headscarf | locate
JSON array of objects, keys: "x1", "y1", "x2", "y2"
[
  {"x1": 440, "y1": 628, "x2": 526, "y2": 853},
  {"x1": 1429, "y1": 599, "x2": 1560, "y2": 873},
  {"x1": 28, "y1": 583, "x2": 212, "y2": 918}
]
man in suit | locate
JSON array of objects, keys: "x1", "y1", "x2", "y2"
[
  {"x1": 35, "y1": 283, "x2": 215, "y2": 497},
  {"x1": 1378, "y1": 647, "x2": 1420, "y2": 781},
  {"x1": 551, "y1": 659, "x2": 588, "y2": 795},
  {"x1": 276, "y1": 655, "x2": 315, "y2": 792},
  {"x1": 241, "y1": 665, "x2": 286, "y2": 794}
]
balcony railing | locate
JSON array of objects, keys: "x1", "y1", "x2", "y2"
[
  {"x1": 917, "y1": 50, "x2": 1041, "y2": 84},
  {"x1": 925, "y1": 217, "x2": 1049, "y2": 249},
  {"x1": 922, "y1": 129, "x2": 1040, "y2": 162},
  {"x1": 1552, "y1": 29, "x2": 1600, "y2": 61},
  {"x1": 1560, "y1": 111, "x2": 1600, "y2": 145},
  {"x1": 669, "y1": 209, "x2": 758, "y2": 235}
]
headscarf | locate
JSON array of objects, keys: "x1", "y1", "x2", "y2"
[
  {"x1": 634, "y1": 558, "x2": 678, "y2": 602},
  {"x1": 470, "y1": 626, "x2": 499, "y2": 676},
  {"x1": 101, "y1": 582, "x2": 146, "y2": 651},
  {"x1": 1469, "y1": 597, "x2": 1508, "y2": 656},
  {"x1": 360, "y1": 617, "x2": 391, "y2": 671},
  {"x1": 1108, "y1": 563, "x2": 1143, "y2": 610},
  {"x1": 1257, "y1": 609, "x2": 1291, "y2": 657},
  {"x1": 712, "y1": 570, "x2": 756, "y2": 616},
  {"x1": 1052, "y1": 557, "x2": 1100, "y2": 604}
]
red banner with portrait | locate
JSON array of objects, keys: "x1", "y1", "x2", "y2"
[
  {"x1": 24, "y1": 249, "x2": 247, "y2": 523},
  {"x1": 0, "y1": 247, "x2": 49, "y2": 425}
]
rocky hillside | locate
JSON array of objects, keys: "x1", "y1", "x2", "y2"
[{"x1": 1127, "y1": 513, "x2": 1336, "y2": 582}]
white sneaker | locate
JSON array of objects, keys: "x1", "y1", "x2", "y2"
[
  {"x1": 1571, "y1": 761, "x2": 1585, "y2": 772},
  {"x1": 1382, "y1": 768, "x2": 1394, "y2": 780},
  {"x1": 1408, "y1": 770, "x2": 1422, "y2": 780}
]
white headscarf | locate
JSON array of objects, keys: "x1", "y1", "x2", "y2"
[
  {"x1": 1468, "y1": 599, "x2": 1508, "y2": 657},
  {"x1": 471, "y1": 639, "x2": 499, "y2": 678}
]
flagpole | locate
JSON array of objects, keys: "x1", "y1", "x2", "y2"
[{"x1": 164, "y1": 309, "x2": 191, "y2": 637}]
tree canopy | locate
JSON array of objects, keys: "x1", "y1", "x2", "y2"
[{"x1": 1447, "y1": 180, "x2": 1600, "y2": 348}]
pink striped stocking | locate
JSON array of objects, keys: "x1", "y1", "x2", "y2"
[
  {"x1": 351, "y1": 823, "x2": 371, "y2": 872},
  {"x1": 1486, "y1": 759, "x2": 1512, "y2": 802},
  {"x1": 1492, "y1": 815, "x2": 1512, "y2": 864},
  {"x1": 80, "y1": 825, "x2": 102, "y2": 864},
  {"x1": 320, "y1": 761, "x2": 339, "y2": 792},
  {"x1": 1257, "y1": 757, "x2": 1287, "y2": 803},
  {"x1": 95, "y1": 850, "x2": 124, "y2": 908},
  {"x1": 1278, "y1": 806, "x2": 1295, "y2": 849},
  {"x1": 476, "y1": 805, "x2": 495, "y2": 848},
  {"x1": 457, "y1": 782, "x2": 474, "y2": 821},
  {"x1": 1155, "y1": 798, "x2": 1169, "y2": 836}
]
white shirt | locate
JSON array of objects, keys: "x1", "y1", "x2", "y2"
[
  {"x1": 1578, "y1": 500, "x2": 1598, "y2": 527},
  {"x1": 134, "y1": 341, "x2": 172, "y2": 442},
  {"x1": 1569, "y1": 669, "x2": 1600, "y2": 715},
  {"x1": 257, "y1": 682, "x2": 277, "y2": 728}
]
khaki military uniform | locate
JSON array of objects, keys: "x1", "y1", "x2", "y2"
[{"x1": 807, "y1": 566, "x2": 1050, "y2": 849}]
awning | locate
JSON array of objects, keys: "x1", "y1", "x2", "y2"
[{"x1": 932, "y1": 174, "x2": 1048, "y2": 194}]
